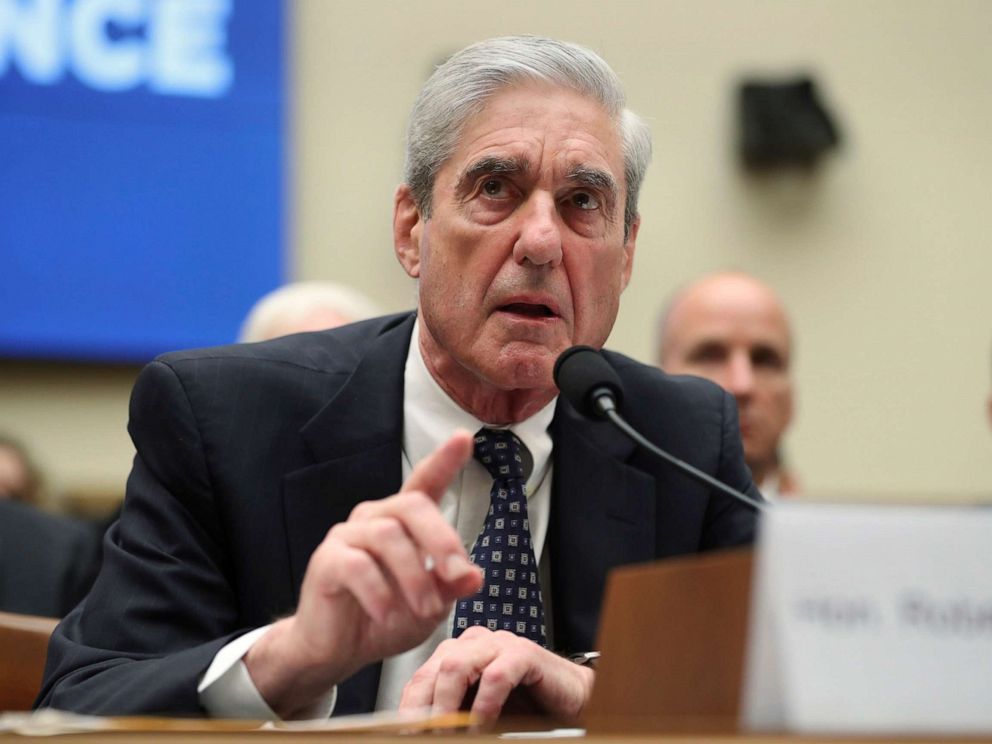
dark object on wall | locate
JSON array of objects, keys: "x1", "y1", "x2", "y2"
[{"x1": 738, "y1": 77, "x2": 841, "y2": 169}]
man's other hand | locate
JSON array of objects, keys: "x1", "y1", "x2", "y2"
[
  {"x1": 398, "y1": 627, "x2": 595, "y2": 729},
  {"x1": 244, "y1": 429, "x2": 482, "y2": 719}
]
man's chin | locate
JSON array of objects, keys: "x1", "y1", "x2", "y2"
[
  {"x1": 744, "y1": 446, "x2": 778, "y2": 476},
  {"x1": 484, "y1": 344, "x2": 559, "y2": 391}
]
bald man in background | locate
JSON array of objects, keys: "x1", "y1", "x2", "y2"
[{"x1": 657, "y1": 272, "x2": 799, "y2": 500}]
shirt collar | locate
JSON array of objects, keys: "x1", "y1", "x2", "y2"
[{"x1": 403, "y1": 318, "x2": 556, "y2": 487}]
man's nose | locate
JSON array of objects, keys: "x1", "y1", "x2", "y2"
[
  {"x1": 726, "y1": 352, "x2": 755, "y2": 399},
  {"x1": 512, "y1": 193, "x2": 563, "y2": 267}
]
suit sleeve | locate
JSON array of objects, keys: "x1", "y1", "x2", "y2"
[
  {"x1": 37, "y1": 360, "x2": 248, "y2": 715},
  {"x1": 700, "y1": 389, "x2": 763, "y2": 550}
]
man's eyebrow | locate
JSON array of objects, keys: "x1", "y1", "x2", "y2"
[
  {"x1": 457, "y1": 156, "x2": 529, "y2": 191},
  {"x1": 566, "y1": 166, "x2": 619, "y2": 204}
]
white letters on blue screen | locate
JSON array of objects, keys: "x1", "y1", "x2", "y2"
[{"x1": 0, "y1": 0, "x2": 234, "y2": 97}]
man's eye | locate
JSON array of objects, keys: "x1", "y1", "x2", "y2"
[
  {"x1": 689, "y1": 345, "x2": 727, "y2": 364},
  {"x1": 482, "y1": 178, "x2": 507, "y2": 198},
  {"x1": 752, "y1": 347, "x2": 785, "y2": 371},
  {"x1": 570, "y1": 191, "x2": 600, "y2": 210}
]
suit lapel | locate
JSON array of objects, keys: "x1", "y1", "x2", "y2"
[
  {"x1": 281, "y1": 315, "x2": 415, "y2": 597},
  {"x1": 549, "y1": 397, "x2": 657, "y2": 652}
]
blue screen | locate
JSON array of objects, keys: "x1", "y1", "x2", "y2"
[{"x1": 0, "y1": 0, "x2": 286, "y2": 363}]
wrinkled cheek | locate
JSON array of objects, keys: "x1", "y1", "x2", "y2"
[
  {"x1": 592, "y1": 287, "x2": 622, "y2": 328},
  {"x1": 573, "y1": 301, "x2": 615, "y2": 347}
]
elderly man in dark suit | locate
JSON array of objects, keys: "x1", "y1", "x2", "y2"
[{"x1": 38, "y1": 35, "x2": 760, "y2": 724}]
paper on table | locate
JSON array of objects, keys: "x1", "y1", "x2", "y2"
[
  {"x1": 500, "y1": 728, "x2": 585, "y2": 738},
  {"x1": 0, "y1": 707, "x2": 475, "y2": 736}
]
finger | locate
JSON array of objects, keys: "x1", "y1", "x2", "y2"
[
  {"x1": 351, "y1": 491, "x2": 481, "y2": 588},
  {"x1": 401, "y1": 428, "x2": 474, "y2": 503},
  {"x1": 431, "y1": 647, "x2": 491, "y2": 715},
  {"x1": 330, "y1": 518, "x2": 445, "y2": 620},
  {"x1": 364, "y1": 517, "x2": 446, "y2": 618},
  {"x1": 390, "y1": 493, "x2": 481, "y2": 589},
  {"x1": 325, "y1": 543, "x2": 394, "y2": 625},
  {"x1": 471, "y1": 650, "x2": 530, "y2": 727},
  {"x1": 399, "y1": 656, "x2": 441, "y2": 711},
  {"x1": 347, "y1": 428, "x2": 478, "y2": 586}
]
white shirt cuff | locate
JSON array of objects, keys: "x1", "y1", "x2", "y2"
[{"x1": 197, "y1": 625, "x2": 337, "y2": 720}]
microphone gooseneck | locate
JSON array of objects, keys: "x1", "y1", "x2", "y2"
[{"x1": 553, "y1": 345, "x2": 767, "y2": 513}]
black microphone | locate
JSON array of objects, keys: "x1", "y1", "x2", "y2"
[{"x1": 553, "y1": 345, "x2": 767, "y2": 512}]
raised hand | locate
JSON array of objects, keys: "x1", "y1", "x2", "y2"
[{"x1": 244, "y1": 430, "x2": 483, "y2": 719}]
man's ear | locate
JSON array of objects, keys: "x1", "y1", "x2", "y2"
[
  {"x1": 620, "y1": 216, "x2": 640, "y2": 291},
  {"x1": 394, "y1": 184, "x2": 423, "y2": 278}
]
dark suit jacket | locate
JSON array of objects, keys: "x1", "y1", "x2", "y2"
[
  {"x1": 37, "y1": 313, "x2": 758, "y2": 716},
  {"x1": 0, "y1": 500, "x2": 100, "y2": 618}
]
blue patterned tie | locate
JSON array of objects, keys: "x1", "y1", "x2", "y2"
[{"x1": 452, "y1": 428, "x2": 547, "y2": 646}]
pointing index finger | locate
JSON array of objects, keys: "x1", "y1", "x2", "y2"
[{"x1": 402, "y1": 429, "x2": 474, "y2": 504}]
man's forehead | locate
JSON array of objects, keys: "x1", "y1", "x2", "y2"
[
  {"x1": 448, "y1": 84, "x2": 624, "y2": 173},
  {"x1": 675, "y1": 280, "x2": 788, "y2": 334}
]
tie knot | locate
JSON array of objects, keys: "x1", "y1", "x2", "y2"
[{"x1": 473, "y1": 428, "x2": 531, "y2": 481}]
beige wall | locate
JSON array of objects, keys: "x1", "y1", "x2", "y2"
[{"x1": 2, "y1": 0, "x2": 990, "y2": 507}]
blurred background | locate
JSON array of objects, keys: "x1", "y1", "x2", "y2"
[{"x1": 1, "y1": 0, "x2": 990, "y2": 519}]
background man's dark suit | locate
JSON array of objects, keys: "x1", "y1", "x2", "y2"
[
  {"x1": 0, "y1": 500, "x2": 100, "y2": 618},
  {"x1": 38, "y1": 313, "x2": 758, "y2": 716}
]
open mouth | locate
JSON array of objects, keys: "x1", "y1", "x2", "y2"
[{"x1": 499, "y1": 302, "x2": 557, "y2": 318}]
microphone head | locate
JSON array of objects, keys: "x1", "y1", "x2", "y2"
[{"x1": 553, "y1": 345, "x2": 625, "y2": 419}]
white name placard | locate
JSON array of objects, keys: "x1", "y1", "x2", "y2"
[{"x1": 742, "y1": 502, "x2": 992, "y2": 735}]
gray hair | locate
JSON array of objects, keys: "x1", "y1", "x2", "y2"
[
  {"x1": 238, "y1": 281, "x2": 382, "y2": 342},
  {"x1": 404, "y1": 35, "x2": 652, "y2": 239}
]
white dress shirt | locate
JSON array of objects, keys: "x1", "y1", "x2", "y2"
[{"x1": 199, "y1": 320, "x2": 556, "y2": 718}]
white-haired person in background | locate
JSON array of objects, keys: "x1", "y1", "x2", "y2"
[{"x1": 239, "y1": 281, "x2": 382, "y2": 343}]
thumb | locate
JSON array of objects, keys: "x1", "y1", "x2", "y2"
[{"x1": 401, "y1": 428, "x2": 474, "y2": 503}]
